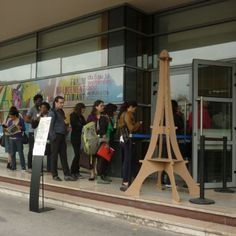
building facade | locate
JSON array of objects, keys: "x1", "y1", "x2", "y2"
[{"x1": 0, "y1": 0, "x2": 235, "y2": 187}]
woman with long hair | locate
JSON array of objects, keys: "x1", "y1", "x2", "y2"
[
  {"x1": 104, "y1": 103, "x2": 118, "y2": 142},
  {"x1": 2, "y1": 106, "x2": 18, "y2": 169},
  {"x1": 70, "y1": 103, "x2": 86, "y2": 179},
  {"x1": 118, "y1": 101, "x2": 142, "y2": 191},
  {"x1": 7, "y1": 108, "x2": 26, "y2": 171},
  {"x1": 87, "y1": 100, "x2": 109, "y2": 184}
]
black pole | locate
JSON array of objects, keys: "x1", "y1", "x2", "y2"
[
  {"x1": 190, "y1": 135, "x2": 215, "y2": 205},
  {"x1": 215, "y1": 136, "x2": 234, "y2": 193},
  {"x1": 29, "y1": 155, "x2": 44, "y2": 212},
  {"x1": 41, "y1": 158, "x2": 44, "y2": 210},
  {"x1": 128, "y1": 138, "x2": 132, "y2": 186},
  {"x1": 199, "y1": 135, "x2": 205, "y2": 199}
]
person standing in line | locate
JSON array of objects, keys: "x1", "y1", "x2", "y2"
[
  {"x1": 172, "y1": 100, "x2": 184, "y2": 135},
  {"x1": 49, "y1": 96, "x2": 75, "y2": 181},
  {"x1": 103, "y1": 103, "x2": 118, "y2": 181},
  {"x1": 118, "y1": 101, "x2": 142, "y2": 191},
  {"x1": 25, "y1": 94, "x2": 43, "y2": 171},
  {"x1": 2, "y1": 106, "x2": 18, "y2": 169},
  {"x1": 8, "y1": 109, "x2": 26, "y2": 171},
  {"x1": 33, "y1": 102, "x2": 52, "y2": 172},
  {"x1": 70, "y1": 103, "x2": 86, "y2": 179},
  {"x1": 104, "y1": 103, "x2": 118, "y2": 143},
  {"x1": 87, "y1": 100, "x2": 110, "y2": 184}
]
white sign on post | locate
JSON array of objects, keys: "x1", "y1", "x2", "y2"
[{"x1": 33, "y1": 117, "x2": 51, "y2": 156}]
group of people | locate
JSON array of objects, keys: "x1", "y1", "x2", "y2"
[
  {"x1": 2, "y1": 94, "x2": 51, "y2": 172},
  {"x1": 3, "y1": 93, "x2": 205, "y2": 191},
  {"x1": 1, "y1": 94, "x2": 143, "y2": 191}
]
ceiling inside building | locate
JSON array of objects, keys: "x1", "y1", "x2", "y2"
[{"x1": 0, "y1": 0, "x2": 198, "y2": 42}]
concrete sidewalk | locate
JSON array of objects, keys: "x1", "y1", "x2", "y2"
[
  {"x1": 0, "y1": 161, "x2": 235, "y2": 235},
  {"x1": 0, "y1": 181, "x2": 235, "y2": 236}
]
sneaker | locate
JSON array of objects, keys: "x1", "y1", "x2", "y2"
[
  {"x1": 120, "y1": 185, "x2": 128, "y2": 192},
  {"x1": 102, "y1": 176, "x2": 112, "y2": 182},
  {"x1": 97, "y1": 176, "x2": 110, "y2": 184},
  {"x1": 64, "y1": 175, "x2": 77, "y2": 181},
  {"x1": 77, "y1": 173, "x2": 84, "y2": 179},
  {"x1": 53, "y1": 176, "x2": 62, "y2": 181},
  {"x1": 71, "y1": 174, "x2": 79, "y2": 180},
  {"x1": 165, "y1": 184, "x2": 172, "y2": 188},
  {"x1": 71, "y1": 173, "x2": 84, "y2": 180}
]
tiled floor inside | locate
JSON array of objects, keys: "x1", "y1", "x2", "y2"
[{"x1": 0, "y1": 162, "x2": 235, "y2": 218}]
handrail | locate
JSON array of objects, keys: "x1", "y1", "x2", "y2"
[{"x1": 130, "y1": 133, "x2": 192, "y2": 140}]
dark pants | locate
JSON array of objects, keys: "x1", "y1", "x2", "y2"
[
  {"x1": 120, "y1": 141, "x2": 132, "y2": 183},
  {"x1": 71, "y1": 137, "x2": 81, "y2": 175},
  {"x1": 27, "y1": 132, "x2": 34, "y2": 169},
  {"x1": 97, "y1": 156, "x2": 109, "y2": 177},
  {"x1": 10, "y1": 138, "x2": 26, "y2": 170},
  {"x1": 50, "y1": 134, "x2": 70, "y2": 177},
  {"x1": 45, "y1": 143, "x2": 51, "y2": 171}
]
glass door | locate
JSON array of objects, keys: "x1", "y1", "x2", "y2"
[{"x1": 192, "y1": 59, "x2": 236, "y2": 188}]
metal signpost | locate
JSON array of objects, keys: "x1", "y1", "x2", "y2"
[{"x1": 29, "y1": 117, "x2": 52, "y2": 213}]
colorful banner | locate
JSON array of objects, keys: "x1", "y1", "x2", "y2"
[{"x1": 0, "y1": 67, "x2": 123, "y2": 111}]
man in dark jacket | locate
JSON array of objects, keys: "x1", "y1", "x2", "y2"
[{"x1": 49, "y1": 96, "x2": 75, "y2": 181}]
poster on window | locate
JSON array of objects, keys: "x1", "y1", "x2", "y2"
[{"x1": 0, "y1": 67, "x2": 123, "y2": 113}]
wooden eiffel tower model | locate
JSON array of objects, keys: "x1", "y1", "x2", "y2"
[{"x1": 126, "y1": 50, "x2": 199, "y2": 202}]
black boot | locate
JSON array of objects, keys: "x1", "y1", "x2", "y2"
[{"x1": 6, "y1": 163, "x2": 11, "y2": 169}]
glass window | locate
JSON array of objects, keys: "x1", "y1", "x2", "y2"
[
  {"x1": 109, "y1": 7, "x2": 125, "y2": 30},
  {"x1": 37, "y1": 36, "x2": 108, "y2": 77},
  {"x1": 170, "y1": 70, "x2": 191, "y2": 102},
  {"x1": 198, "y1": 145, "x2": 232, "y2": 183},
  {"x1": 62, "y1": 36, "x2": 108, "y2": 73},
  {"x1": 0, "y1": 53, "x2": 36, "y2": 82},
  {"x1": 0, "y1": 36, "x2": 36, "y2": 59},
  {"x1": 154, "y1": 0, "x2": 236, "y2": 34},
  {"x1": 198, "y1": 64, "x2": 232, "y2": 98},
  {"x1": 137, "y1": 36, "x2": 150, "y2": 69},
  {"x1": 39, "y1": 15, "x2": 105, "y2": 48},
  {"x1": 37, "y1": 50, "x2": 61, "y2": 77},
  {"x1": 137, "y1": 71, "x2": 151, "y2": 104},
  {"x1": 155, "y1": 21, "x2": 236, "y2": 67},
  {"x1": 194, "y1": 101, "x2": 232, "y2": 140},
  {"x1": 125, "y1": 68, "x2": 136, "y2": 101},
  {"x1": 0, "y1": 67, "x2": 123, "y2": 116},
  {"x1": 59, "y1": 67, "x2": 123, "y2": 105},
  {"x1": 108, "y1": 31, "x2": 125, "y2": 66},
  {"x1": 126, "y1": 31, "x2": 137, "y2": 67}
]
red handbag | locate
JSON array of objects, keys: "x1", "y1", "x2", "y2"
[{"x1": 97, "y1": 143, "x2": 115, "y2": 161}]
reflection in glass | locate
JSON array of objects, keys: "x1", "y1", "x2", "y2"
[
  {"x1": 170, "y1": 73, "x2": 191, "y2": 101},
  {"x1": 191, "y1": 101, "x2": 232, "y2": 140},
  {"x1": 207, "y1": 102, "x2": 232, "y2": 140},
  {"x1": 198, "y1": 65, "x2": 232, "y2": 98},
  {"x1": 198, "y1": 146, "x2": 232, "y2": 183},
  {"x1": 39, "y1": 15, "x2": 104, "y2": 48},
  {"x1": 0, "y1": 54, "x2": 36, "y2": 81},
  {"x1": 37, "y1": 37, "x2": 108, "y2": 77}
]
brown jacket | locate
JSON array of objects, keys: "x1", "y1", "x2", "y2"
[{"x1": 119, "y1": 111, "x2": 141, "y2": 132}]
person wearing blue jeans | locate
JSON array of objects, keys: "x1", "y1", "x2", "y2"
[
  {"x1": 8, "y1": 109, "x2": 26, "y2": 171},
  {"x1": 10, "y1": 138, "x2": 26, "y2": 170}
]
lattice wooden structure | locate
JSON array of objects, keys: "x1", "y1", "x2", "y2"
[{"x1": 125, "y1": 50, "x2": 199, "y2": 202}]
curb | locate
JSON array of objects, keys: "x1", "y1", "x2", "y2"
[{"x1": 0, "y1": 186, "x2": 234, "y2": 236}]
